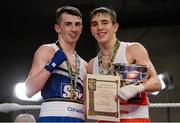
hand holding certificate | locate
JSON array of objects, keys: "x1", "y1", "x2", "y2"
[{"x1": 86, "y1": 74, "x2": 120, "y2": 121}]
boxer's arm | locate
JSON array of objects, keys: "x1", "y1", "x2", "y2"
[
  {"x1": 126, "y1": 42, "x2": 161, "y2": 92},
  {"x1": 83, "y1": 61, "x2": 88, "y2": 116},
  {"x1": 87, "y1": 58, "x2": 95, "y2": 74},
  {"x1": 25, "y1": 44, "x2": 55, "y2": 98},
  {"x1": 118, "y1": 83, "x2": 145, "y2": 101},
  {"x1": 118, "y1": 42, "x2": 161, "y2": 100}
]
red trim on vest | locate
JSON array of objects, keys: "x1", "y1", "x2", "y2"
[
  {"x1": 97, "y1": 118, "x2": 151, "y2": 123},
  {"x1": 120, "y1": 118, "x2": 151, "y2": 122}
]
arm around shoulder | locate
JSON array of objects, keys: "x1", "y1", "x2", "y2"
[{"x1": 87, "y1": 58, "x2": 95, "y2": 74}]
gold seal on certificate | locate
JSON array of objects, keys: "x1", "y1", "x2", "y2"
[{"x1": 86, "y1": 74, "x2": 120, "y2": 121}]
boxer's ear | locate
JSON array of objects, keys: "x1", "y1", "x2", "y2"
[{"x1": 54, "y1": 24, "x2": 61, "y2": 34}]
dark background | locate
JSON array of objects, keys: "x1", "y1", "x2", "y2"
[{"x1": 0, "y1": 0, "x2": 180, "y2": 122}]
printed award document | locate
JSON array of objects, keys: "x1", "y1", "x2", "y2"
[{"x1": 86, "y1": 74, "x2": 120, "y2": 121}]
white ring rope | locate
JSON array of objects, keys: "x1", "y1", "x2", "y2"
[
  {"x1": 0, "y1": 103, "x2": 41, "y2": 113},
  {"x1": 149, "y1": 103, "x2": 180, "y2": 108},
  {"x1": 0, "y1": 103, "x2": 180, "y2": 113}
]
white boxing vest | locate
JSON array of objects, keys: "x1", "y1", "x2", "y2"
[{"x1": 93, "y1": 41, "x2": 149, "y2": 119}]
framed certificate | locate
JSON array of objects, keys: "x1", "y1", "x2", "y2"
[{"x1": 86, "y1": 74, "x2": 120, "y2": 121}]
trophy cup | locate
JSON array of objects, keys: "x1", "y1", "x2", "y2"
[{"x1": 112, "y1": 63, "x2": 149, "y2": 87}]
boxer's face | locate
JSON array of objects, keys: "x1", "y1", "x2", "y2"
[
  {"x1": 55, "y1": 13, "x2": 83, "y2": 44},
  {"x1": 90, "y1": 13, "x2": 118, "y2": 44}
]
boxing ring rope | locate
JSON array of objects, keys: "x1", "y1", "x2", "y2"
[
  {"x1": 149, "y1": 103, "x2": 180, "y2": 108},
  {"x1": 0, "y1": 103, "x2": 180, "y2": 113},
  {"x1": 0, "y1": 103, "x2": 41, "y2": 113}
]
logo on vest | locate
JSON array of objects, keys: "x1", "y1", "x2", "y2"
[{"x1": 67, "y1": 106, "x2": 84, "y2": 114}]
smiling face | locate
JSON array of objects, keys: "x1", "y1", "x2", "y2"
[
  {"x1": 55, "y1": 12, "x2": 83, "y2": 44},
  {"x1": 90, "y1": 13, "x2": 118, "y2": 44}
]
